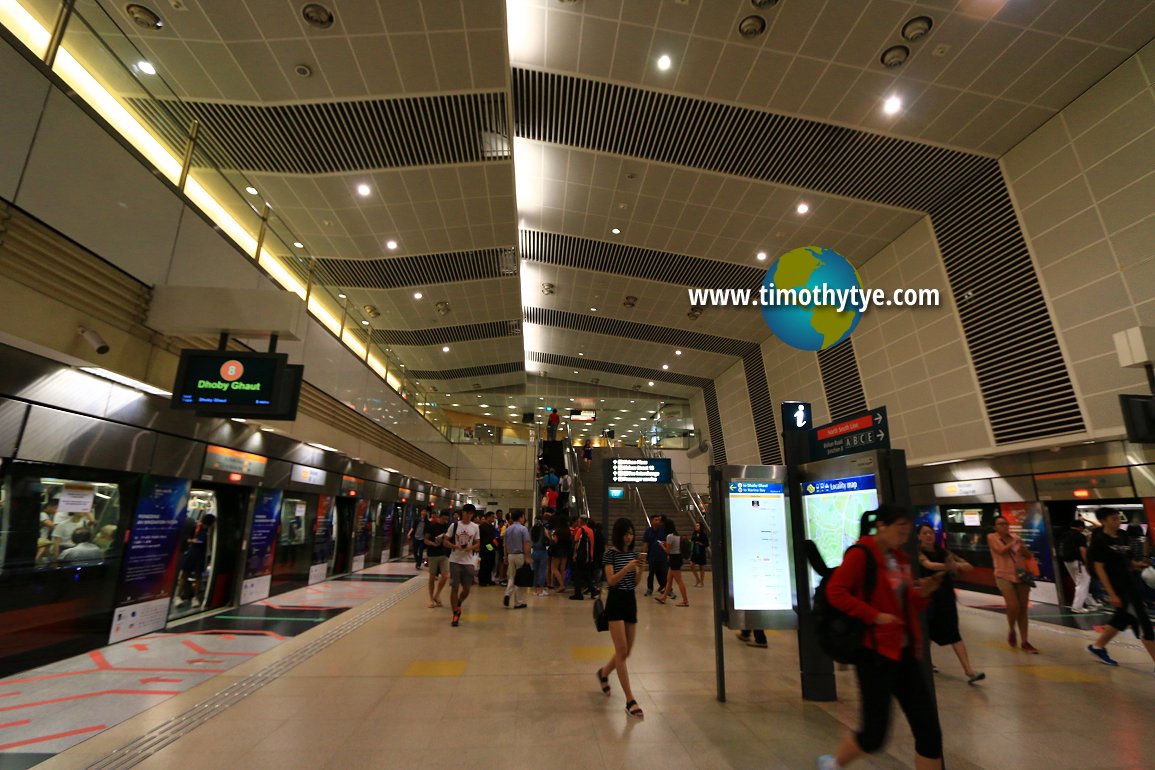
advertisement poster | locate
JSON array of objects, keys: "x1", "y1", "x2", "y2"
[
  {"x1": 110, "y1": 476, "x2": 190, "y2": 643},
  {"x1": 914, "y1": 505, "x2": 943, "y2": 547},
  {"x1": 240, "y1": 489, "x2": 282, "y2": 605},
  {"x1": 312, "y1": 495, "x2": 334, "y2": 568},
  {"x1": 353, "y1": 499, "x2": 370, "y2": 556},
  {"x1": 1000, "y1": 501, "x2": 1058, "y2": 605}
]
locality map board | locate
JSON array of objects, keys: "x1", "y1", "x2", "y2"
[
  {"x1": 726, "y1": 481, "x2": 793, "y2": 611},
  {"x1": 801, "y1": 474, "x2": 879, "y2": 571}
]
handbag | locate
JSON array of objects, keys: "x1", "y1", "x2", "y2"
[
  {"x1": 593, "y1": 595, "x2": 608, "y2": 632},
  {"x1": 514, "y1": 562, "x2": 534, "y2": 587},
  {"x1": 1015, "y1": 567, "x2": 1037, "y2": 588}
]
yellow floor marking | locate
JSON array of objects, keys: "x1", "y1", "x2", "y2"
[
  {"x1": 571, "y1": 645, "x2": 615, "y2": 661},
  {"x1": 1021, "y1": 665, "x2": 1103, "y2": 683},
  {"x1": 403, "y1": 659, "x2": 468, "y2": 677}
]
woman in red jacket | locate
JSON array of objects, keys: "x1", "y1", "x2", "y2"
[{"x1": 817, "y1": 505, "x2": 945, "y2": 770}]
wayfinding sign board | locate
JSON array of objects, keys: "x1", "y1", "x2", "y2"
[
  {"x1": 609, "y1": 457, "x2": 672, "y2": 484},
  {"x1": 808, "y1": 406, "x2": 889, "y2": 461},
  {"x1": 727, "y1": 480, "x2": 794, "y2": 612}
]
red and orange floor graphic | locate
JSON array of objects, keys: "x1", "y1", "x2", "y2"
[{"x1": 0, "y1": 562, "x2": 418, "y2": 768}]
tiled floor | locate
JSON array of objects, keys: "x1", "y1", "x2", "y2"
[{"x1": 34, "y1": 581, "x2": 1155, "y2": 770}]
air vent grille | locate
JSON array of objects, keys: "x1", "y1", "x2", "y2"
[
  {"x1": 703, "y1": 382, "x2": 727, "y2": 465},
  {"x1": 527, "y1": 352, "x2": 708, "y2": 388},
  {"x1": 523, "y1": 307, "x2": 755, "y2": 357},
  {"x1": 513, "y1": 69, "x2": 1084, "y2": 445},
  {"x1": 372, "y1": 321, "x2": 518, "y2": 347},
  {"x1": 519, "y1": 230, "x2": 764, "y2": 290},
  {"x1": 818, "y1": 339, "x2": 868, "y2": 421},
  {"x1": 408, "y1": 361, "x2": 525, "y2": 380},
  {"x1": 742, "y1": 348, "x2": 781, "y2": 464},
  {"x1": 310, "y1": 249, "x2": 508, "y2": 289},
  {"x1": 129, "y1": 93, "x2": 509, "y2": 174}
]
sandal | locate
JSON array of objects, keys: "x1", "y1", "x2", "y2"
[
  {"x1": 625, "y1": 699, "x2": 644, "y2": 719},
  {"x1": 654, "y1": 596, "x2": 666, "y2": 604},
  {"x1": 596, "y1": 668, "x2": 611, "y2": 696},
  {"x1": 675, "y1": 602, "x2": 689, "y2": 607}
]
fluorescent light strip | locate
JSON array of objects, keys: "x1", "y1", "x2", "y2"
[
  {"x1": 0, "y1": 2, "x2": 426, "y2": 424},
  {"x1": 79, "y1": 367, "x2": 172, "y2": 396},
  {"x1": 922, "y1": 458, "x2": 964, "y2": 467}
]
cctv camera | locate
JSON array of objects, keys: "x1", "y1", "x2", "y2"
[{"x1": 78, "y1": 326, "x2": 110, "y2": 355}]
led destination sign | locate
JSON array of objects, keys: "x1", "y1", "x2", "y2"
[
  {"x1": 609, "y1": 458, "x2": 672, "y2": 484},
  {"x1": 171, "y1": 351, "x2": 294, "y2": 416}
]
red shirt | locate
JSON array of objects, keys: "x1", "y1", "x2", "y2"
[
  {"x1": 825, "y1": 535, "x2": 930, "y2": 662},
  {"x1": 545, "y1": 489, "x2": 558, "y2": 508}
]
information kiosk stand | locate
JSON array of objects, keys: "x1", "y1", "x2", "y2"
[{"x1": 708, "y1": 463, "x2": 794, "y2": 701}]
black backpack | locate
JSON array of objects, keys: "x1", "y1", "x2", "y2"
[
  {"x1": 812, "y1": 544, "x2": 877, "y2": 664},
  {"x1": 573, "y1": 529, "x2": 590, "y2": 564}
]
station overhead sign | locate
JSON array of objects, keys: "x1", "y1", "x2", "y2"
[
  {"x1": 609, "y1": 457, "x2": 672, "y2": 484},
  {"x1": 808, "y1": 407, "x2": 889, "y2": 461}
]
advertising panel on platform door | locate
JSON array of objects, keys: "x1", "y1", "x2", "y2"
[
  {"x1": 352, "y1": 499, "x2": 370, "y2": 572},
  {"x1": 241, "y1": 488, "x2": 282, "y2": 604},
  {"x1": 309, "y1": 495, "x2": 334, "y2": 584},
  {"x1": 1000, "y1": 502, "x2": 1058, "y2": 605},
  {"x1": 110, "y1": 477, "x2": 191, "y2": 643}
]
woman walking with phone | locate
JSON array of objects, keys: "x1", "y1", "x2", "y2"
[
  {"x1": 917, "y1": 524, "x2": 985, "y2": 684},
  {"x1": 596, "y1": 517, "x2": 645, "y2": 718},
  {"x1": 817, "y1": 505, "x2": 945, "y2": 770}
]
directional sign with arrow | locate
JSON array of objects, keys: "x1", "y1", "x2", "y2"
[{"x1": 807, "y1": 406, "x2": 890, "y2": 461}]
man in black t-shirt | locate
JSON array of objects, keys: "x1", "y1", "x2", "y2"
[
  {"x1": 424, "y1": 510, "x2": 451, "y2": 608},
  {"x1": 1086, "y1": 507, "x2": 1155, "y2": 670},
  {"x1": 478, "y1": 512, "x2": 497, "y2": 586}
]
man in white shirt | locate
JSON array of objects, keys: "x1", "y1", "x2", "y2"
[{"x1": 447, "y1": 504, "x2": 481, "y2": 627}]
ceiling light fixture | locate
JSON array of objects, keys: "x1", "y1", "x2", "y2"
[
  {"x1": 883, "y1": 95, "x2": 902, "y2": 115},
  {"x1": 301, "y1": 3, "x2": 335, "y2": 29},
  {"x1": 756, "y1": 251, "x2": 767, "y2": 261},
  {"x1": 338, "y1": 293, "x2": 347, "y2": 299},
  {"x1": 125, "y1": 4, "x2": 163, "y2": 29},
  {"x1": 675, "y1": 350, "x2": 682, "y2": 355},
  {"x1": 662, "y1": 364, "x2": 669, "y2": 370},
  {"x1": 796, "y1": 202, "x2": 810, "y2": 215},
  {"x1": 738, "y1": 15, "x2": 767, "y2": 38},
  {"x1": 590, "y1": 307, "x2": 597, "y2": 312},
  {"x1": 657, "y1": 54, "x2": 672, "y2": 71},
  {"x1": 137, "y1": 60, "x2": 156, "y2": 75},
  {"x1": 245, "y1": 186, "x2": 258, "y2": 195},
  {"x1": 578, "y1": 352, "x2": 584, "y2": 356},
  {"x1": 611, "y1": 228, "x2": 621, "y2": 235},
  {"x1": 442, "y1": 346, "x2": 450, "y2": 353},
  {"x1": 623, "y1": 296, "x2": 637, "y2": 308},
  {"x1": 901, "y1": 15, "x2": 933, "y2": 42},
  {"x1": 880, "y1": 45, "x2": 910, "y2": 68},
  {"x1": 648, "y1": 381, "x2": 654, "y2": 386},
  {"x1": 360, "y1": 320, "x2": 369, "y2": 325},
  {"x1": 356, "y1": 183, "x2": 371, "y2": 197},
  {"x1": 435, "y1": 301, "x2": 451, "y2": 316},
  {"x1": 293, "y1": 241, "x2": 303, "y2": 248},
  {"x1": 414, "y1": 292, "x2": 423, "y2": 300},
  {"x1": 386, "y1": 239, "x2": 398, "y2": 250},
  {"x1": 541, "y1": 283, "x2": 555, "y2": 295}
]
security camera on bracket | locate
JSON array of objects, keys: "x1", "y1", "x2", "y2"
[{"x1": 78, "y1": 326, "x2": 110, "y2": 355}]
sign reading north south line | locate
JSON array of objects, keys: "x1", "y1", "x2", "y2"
[{"x1": 808, "y1": 407, "x2": 890, "y2": 461}]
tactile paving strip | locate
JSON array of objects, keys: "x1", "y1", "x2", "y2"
[{"x1": 86, "y1": 577, "x2": 423, "y2": 769}]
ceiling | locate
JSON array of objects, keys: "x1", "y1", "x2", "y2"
[{"x1": 36, "y1": 0, "x2": 1155, "y2": 441}]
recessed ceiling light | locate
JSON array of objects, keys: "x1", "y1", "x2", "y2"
[
  {"x1": 756, "y1": 251, "x2": 767, "y2": 261},
  {"x1": 361, "y1": 320, "x2": 369, "y2": 325},
  {"x1": 442, "y1": 346, "x2": 450, "y2": 353},
  {"x1": 293, "y1": 242, "x2": 303, "y2": 248},
  {"x1": 574, "y1": 371, "x2": 579, "y2": 374},
  {"x1": 578, "y1": 352, "x2": 585, "y2": 356},
  {"x1": 630, "y1": 400, "x2": 635, "y2": 403},
  {"x1": 611, "y1": 228, "x2": 621, "y2": 235},
  {"x1": 590, "y1": 307, "x2": 597, "y2": 312},
  {"x1": 414, "y1": 292, "x2": 423, "y2": 300},
  {"x1": 483, "y1": 412, "x2": 491, "y2": 416},
  {"x1": 657, "y1": 54, "x2": 672, "y2": 71},
  {"x1": 231, "y1": 418, "x2": 247, "y2": 423},
  {"x1": 245, "y1": 186, "x2": 258, "y2": 195},
  {"x1": 451, "y1": 403, "x2": 460, "y2": 406},
  {"x1": 356, "y1": 183, "x2": 371, "y2": 197},
  {"x1": 137, "y1": 60, "x2": 156, "y2": 75},
  {"x1": 883, "y1": 95, "x2": 902, "y2": 115},
  {"x1": 675, "y1": 350, "x2": 682, "y2": 355},
  {"x1": 260, "y1": 426, "x2": 275, "y2": 432},
  {"x1": 338, "y1": 293, "x2": 346, "y2": 299},
  {"x1": 479, "y1": 404, "x2": 489, "y2": 408},
  {"x1": 386, "y1": 240, "x2": 398, "y2": 250},
  {"x1": 796, "y1": 202, "x2": 810, "y2": 215},
  {"x1": 620, "y1": 409, "x2": 628, "y2": 413},
  {"x1": 662, "y1": 364, "x2": 669, "y2": 370}
]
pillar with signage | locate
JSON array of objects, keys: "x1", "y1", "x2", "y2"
[{"x1": 707, "y1": 463, "x2": 793, "y2": 702}]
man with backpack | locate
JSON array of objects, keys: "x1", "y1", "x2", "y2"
[{"x1": 570, "y1": 516, "x2": 596, "y2": 600}]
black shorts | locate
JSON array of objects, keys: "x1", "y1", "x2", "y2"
[
  {"x1": 604, "y1": 588, "x2": 637, "y2": 624},
  {"x1": 669, "y1": 555, "x2": 684, "y2": 571},
  {"x1": 1108, "y1": 595, "x2": 1154, "y2": 642}
]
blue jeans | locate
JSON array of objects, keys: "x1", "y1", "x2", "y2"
[{"x1": 532, "y1": 550, "x2": 549, "y2": 588}]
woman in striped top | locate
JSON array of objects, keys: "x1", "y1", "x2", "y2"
[{"x1": 596, "y1": 517, "x2": 645, "y2": 718}]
